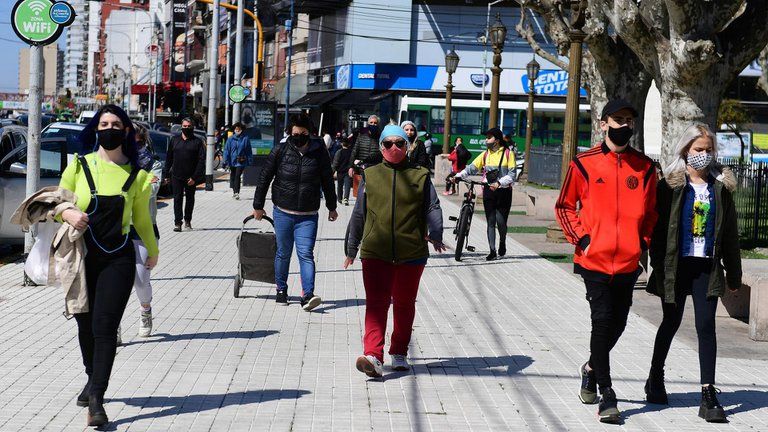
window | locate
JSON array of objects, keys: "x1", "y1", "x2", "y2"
[
  {"x1": 501, "y1": 110, "x2": 519, "y2": 137},
  {"x1": 0, "y1": 134, "x2": 13, "y2": 159},
  {"x1": 0, "y1": 141, "x2": 65, "y2": 178},
  {"x1": 429, "y1": 107, "x2": 484, "y2": 136},
  {"x1": 407, "y1": 110, "x2": 428, "y2": 132}
]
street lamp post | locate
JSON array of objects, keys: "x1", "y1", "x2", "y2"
[
  {"x1": 521, "y1": 55, "x2": 540, "y2": 183},
  {"x1": 481, "y1": 0, "x2": 504, "y2": 102},
  {"x1": 442, "y1": 48, "x2": 459, "y2": 155},
  {"x1": 560, "y1": 0, "x2": 588, "y2": 185},
  {"x1": 488, "y1": 14, "x2": 506, "y2": 129}
]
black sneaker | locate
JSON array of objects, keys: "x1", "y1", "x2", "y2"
[
  {"x1": 300, "y1": 294, "x2": 322, "y2": 311},
  {"x1": 275, "y1": 290, "x2": 288, "y2": 305},
  {"x1": 76, "y1": 378, "x2": 91, "y2": 407},
  {"x1": 598, "y1": 387, "x2": 621, "y2": 424},
  {"x1": 184, "y1": 222, "x2": 192, "y2": 230},
  {"x1": 486, "y1": 250, "x2": 497, "y2": 261},
  {"x1": 699, "y1": 385, "x2": 727, "y2": 423},
  {"x1": 87, "y1": 395, "x2": 108, "y2": 427},
  {"x1": 498, "y1": 242, "x2": 506, "y2": 257},
  {"x1": 645, "y1": 367, "x2": 668, "y2": 405},
  {"x1": 173, "y1": 224, "x2": 182, "y2": 232},
  {"x1": 579, "y1": 362, "x2": 598, "y2": 404}
]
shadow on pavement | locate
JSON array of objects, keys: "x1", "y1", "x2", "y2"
[
  {"x1": 410, "y1": 355, "x2": 534, "y2": 376},
  {"x1": 622, "y1": 389, "x2": 768, "y2": 419},
  {"x1": 120, "y1": 330, "x2": 278, "y2": 347},
  {"x1": 152, "y1": 275, "x2": 235, "y2": 281},
  {"x1": 99, "y1": 389, "x2": 311, "y2": 430}
]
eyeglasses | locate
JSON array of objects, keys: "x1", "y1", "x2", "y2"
[{"x1": 382, "y1": 139, "x2": 406, "y2": 149}]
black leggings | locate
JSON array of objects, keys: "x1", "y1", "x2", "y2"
[
  {"x1": 482, "y1": 187, "x2": 512, "y2": 252},
  {"x1": 230, "y1": 166, "x2": 245, "y2": 194},
  {"x1": 584, "y1": 273, "x2": 636, "y2": 389},
  {"x1": 651, "y1": 257, "x2": 717, "y2": 384},
  {"x1": 74, "y1": 241, "x2": 136, "y2": 397}
]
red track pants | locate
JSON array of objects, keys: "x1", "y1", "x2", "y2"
[{"x1": 361, "y1": 258, "x2": 426, "y2": 361}]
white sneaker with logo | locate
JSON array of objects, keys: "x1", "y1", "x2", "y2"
[
  {"x1": 356, "y1": 355, "x2": 383, "y2": 378},
  {"x1": 391, "y1": 354, "x2": 410, "y2": 371},
  {"x1": 138, "y1": 310, "x2": 153, "y2": 337}
]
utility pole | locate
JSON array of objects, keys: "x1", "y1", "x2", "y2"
[
  {"x1": 232, "y1": 0, "x2": 245, "y2": 123},
  {"x1": 284, "y1": 0, "x2": 294, "y2": 131},
  {"x1": 25, "y1": 46, "x2": 43, "y2": 254},
  {"x1": 205, "y1": 0, "x2": 221, "y2": 191},
  {"x1": 225, "y1": 10, "x2": 232, "y2": 125},
  {"x1": 252, "y1": 0, "x2": 258, "y2": 100}
]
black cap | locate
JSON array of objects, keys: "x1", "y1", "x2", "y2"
[
  {"x1": 600, "y1": 99, "x2": 638, "y2": 120},
  {"x1": 484, "y1": 127, "x2": 504, "y2": 142}
]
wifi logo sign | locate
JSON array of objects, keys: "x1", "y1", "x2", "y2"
[{"x1": 27, "y1": 0, "x2": 48, "y2": 16}]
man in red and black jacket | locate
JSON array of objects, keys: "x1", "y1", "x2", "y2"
[{"x1": 556, "y1": 99, "x2": 658, "y2": 423}]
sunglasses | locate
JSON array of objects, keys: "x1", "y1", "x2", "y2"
[{"x1": 382, "y1": 139, "x2": 406, "y2": 149}]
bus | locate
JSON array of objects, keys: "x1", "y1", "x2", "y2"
[{"x1": 397, "y1": 96, "x2": 592, "y2": 157}]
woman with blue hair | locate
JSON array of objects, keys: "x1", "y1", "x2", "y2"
[{"x1": 59, "y1": 104, "x2": 159, "y2": 426}]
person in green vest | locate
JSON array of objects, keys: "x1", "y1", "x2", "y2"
[{"x1": 344, "y1": 124, "x2": 446, "y2": 378}]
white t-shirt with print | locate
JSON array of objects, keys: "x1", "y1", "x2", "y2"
[{"x1": 686, "y1": 182, "x2": 712, "y2": 258}]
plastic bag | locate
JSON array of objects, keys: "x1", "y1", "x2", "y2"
[{"x1": 24, "y1": 222, "x2": 59, "y2": 285}]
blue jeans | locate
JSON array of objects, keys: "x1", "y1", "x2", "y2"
[{"x1": 273, "y1": 207, "x2": 319, "y2": 295}]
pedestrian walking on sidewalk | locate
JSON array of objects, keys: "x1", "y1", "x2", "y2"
[
  {"x1": 252, "y1": 114, "x2": 338, "y2": 311},
  {"x1": 401, "y1": 120, "x2": 430, "y2": 169},
  {"x1": 452, "y1": 127, "x2": 516, "y2": 260},
  {"x1": 347, "y1": 115, "x2": 382, "y2": 179},
  {"x1": 131, "y1": 125, "x2": 163, "y2": 338},
  {"x1": 644, "y1": 124, "x2": 742, "y2": 423},
  {"x1": 344, "y1": 125, "x2": 446, "y2": 378},
  {"x1": 224, "y1": 122, "x2": 253, "y2": 200},
  {"x1": 332, "y1": 137, "x2": 353, "y2": 205},
  {"x1": 555, "y1": 99, "x2": 658, "y2": 424},
  {"x1": 163, "y1": 117, "x2": 205, "y2": 232},
  {"x1": 59, "y1": 105, "x2": 159, "y2": 427},
  {"x1": 445, "y1": 137, "x2": 470, "y2": 196}
]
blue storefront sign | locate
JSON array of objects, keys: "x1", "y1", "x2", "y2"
[{"x1": 521, "y1": 70, "x2": 587, "y2": 97}]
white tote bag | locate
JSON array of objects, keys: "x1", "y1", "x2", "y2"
[{"x1": 24, "y1": 222, "x2": 59, "y2": 285}]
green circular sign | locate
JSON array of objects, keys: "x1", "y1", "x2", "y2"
[
  {"x1": 12, "y1": 0, "x2": 75, "y2": 46},
  {"x1": 229, "y1": 85, "x2": 250, "y2": 103}
]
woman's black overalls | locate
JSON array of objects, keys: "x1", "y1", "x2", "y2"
[{"x1": 74, "y1": 156, "x2": 139, "y2": 398}]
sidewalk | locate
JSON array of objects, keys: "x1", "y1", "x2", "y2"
[{"x1": 0, "y1": 183, "x2": 767, "y2": 431}]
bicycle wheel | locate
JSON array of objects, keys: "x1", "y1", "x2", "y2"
[{"x1": 454, "y1": 206, "x2": 472, "y2": 261}]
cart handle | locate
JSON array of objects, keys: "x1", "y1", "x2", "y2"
[{"x1": 243, "y1": 214, "x2": 275, "y2": 226}]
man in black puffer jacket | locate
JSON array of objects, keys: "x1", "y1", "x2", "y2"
[{"x1": 253, "y1": 114, "x2": 338, "y2": 311}]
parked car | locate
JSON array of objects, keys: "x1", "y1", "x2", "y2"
[
  {"x1": 41, "y1": 122, "x2": 88, "y2": 157},
  {"x1": 0, "y1": 119, "x2": 21, "y2": 127},
  {"x1": 0, "y1": 128, "x2": 67, "y2": 244},
  {"x1": 16, "y1": 114, "x2": 56, "y2": 128},
  {"x1": 78, "y1": 110, "x2": 97, "y2": 124}
]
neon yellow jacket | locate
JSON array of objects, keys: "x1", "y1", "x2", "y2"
[
  {"x1": 458, "y1": 146, "x2": 517, "y2": 187},
  {"x1": 59, "y1": 153, "x2": 159, "y2": 257}
]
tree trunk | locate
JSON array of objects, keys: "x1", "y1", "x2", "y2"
[{"x1": 659, "y1": 78, "x2": 721, "y2": 167}]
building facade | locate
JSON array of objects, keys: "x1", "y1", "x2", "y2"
[{"x1": 18, "y1": 45, "x2": 62, "y2": 97}]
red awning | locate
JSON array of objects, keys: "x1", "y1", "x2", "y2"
[{"x1": 131, "y1": 84, "x2": 151, "y2": 94}]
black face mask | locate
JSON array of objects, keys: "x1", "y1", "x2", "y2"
[
  {"x1": 182, "y1": 127, "x2": 194, "y2": 136},
  {"x1": 368, "y1": 125, "x2": 380, "y2": 138},
  {"x1": 97, "y1": 129, "x2": 126, "y2": 151},
  {"x1": 289, "y1": 134, "x2": 310, "y2": 148},
  {"x1": 607, "y1": 125, "x2": 633, "y2": 147}
]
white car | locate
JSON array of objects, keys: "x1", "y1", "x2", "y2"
[
  {"x1": 78, "y1": 110, "x2": 97, "y2": 125},
  {"x1": 0, "y1": 126, "x2": 68, "y2": 244}
]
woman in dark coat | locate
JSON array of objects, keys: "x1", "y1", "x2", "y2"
[{"x1": 645, "y1": 123, "x2": 742, "y2": 423}]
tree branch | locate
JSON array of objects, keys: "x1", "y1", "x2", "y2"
[
  {"x1": 515, "y1": 7, "x2": 569, "y2": 70},
  {"x1": 718, "y1": 0, "x2": 768, "y2": 73},
  {"x1": 758, "y1": 44, "x2": 768, "y2": 97},
  {"x1": 597, "y1": 0, "x2": 663, "y2": 75}
]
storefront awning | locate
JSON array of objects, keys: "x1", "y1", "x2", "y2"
[
  {"x1": 293, "y1": 90, "x2": 346, "y2": 107},
  {"x1": 330, "y1": 90, "x2": 394, "y2": 106}
]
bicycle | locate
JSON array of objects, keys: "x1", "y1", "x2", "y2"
[{"x1": 449, "y1": 177, "x2": 485, "y2": 261}]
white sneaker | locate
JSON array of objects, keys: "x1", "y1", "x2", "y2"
[
  {"x1": 356, "y1": 355, "x2": 383, "y2": 378},
  {"x1": 138, "y1": 310, "x2": 152, "y2": 337},
  {"x1": 116, "y1": 325, "x2": 122, "y2": 346},
  {"x1": 234, "y1": 193, "x2": 240, "y2": 200},
  {"x1": 391, "y1": 354, "x2": 410, "y2": 371}
]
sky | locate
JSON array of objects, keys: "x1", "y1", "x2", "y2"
[{"x1": 0, "y1": 2, "x2": 67, "y2": 94}]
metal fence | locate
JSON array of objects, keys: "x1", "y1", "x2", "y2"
[
  {"x1": 528, "y1": 146, "x2": 563, "y2": 188},
  {"x1": 727, "y1": 162, "x2": 768, "y2": 247}
]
